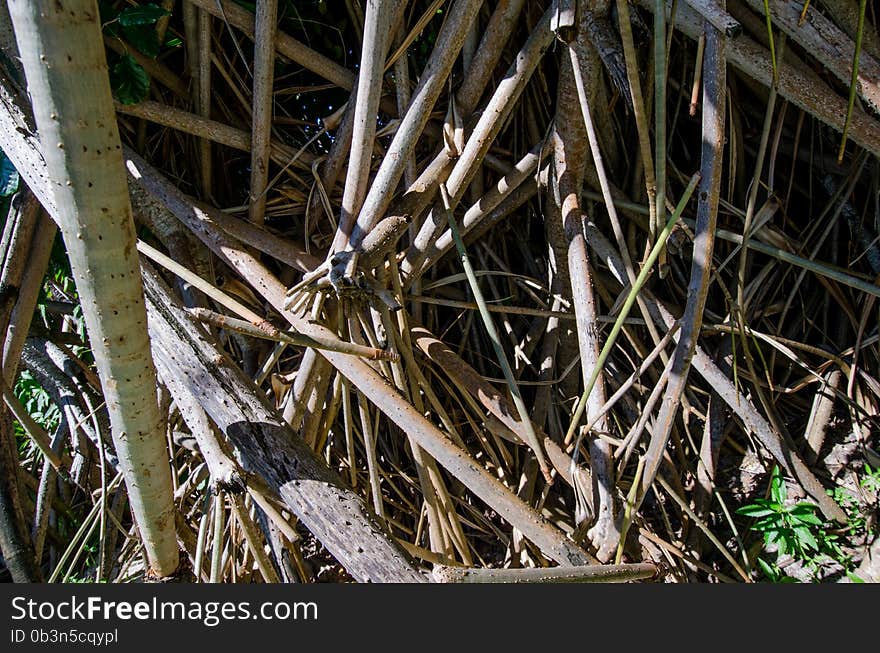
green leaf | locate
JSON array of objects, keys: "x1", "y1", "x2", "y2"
[
  {"x1": 790, "y1": 512, "x2": 823, "y2": 527},
  {"x1": 789, "y1": 502, "x2": 821, "y2": 516},
  {"x1": 110, "y1": 54, "x2": 150, "y2": 105},
  {"x1": 118, "y1": 4, "x2": 169, "y2": 27},
  {"x1": 122, "y1": 24, "x2": 161, "y2": 58},
  {"x1": 756, "y1": 557, "x2": 779, "y2": 581},
  {"x1": 794, "y1": 526, "x2": 819, "y2": 551},
  {"x1": 846, "y1": 571, "x2": 866, "y2": 583},
  {"x1": 770, "y1": 466, "x2": 786, "y2": 504},
  {"x1": 750, "y1": 519, "x2": 778, "y2": 533},
  {"x1": 737, "y1": 500, "x2": 780, "y2": 518}
]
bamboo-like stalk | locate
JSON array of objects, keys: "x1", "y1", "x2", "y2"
[
  {"x1": 137, "y1": 240, "x2": 393, "y2": 360},
  {"x1": 143, "y1": 267, "x2": 428, "y2": 582},
  {"x1": 409, "y1": 324, "x2": 593, "y2": 493},
  {"x1": 838, "y1": 0, "x2": 867, "y2": 161},
  {"x1": 654, "y1": 0, "x2": 668, "y2": 270},
  {"x1": 586, "y1": 192, "x2": 880, "y2": 298},
  {"x1": 248, "y1": 0, "x2": 278, "y2": 224},
  {"x1": 635, "y1": 8, "x2": 727, "y2": 513},
  {"x1": 615, "y1": 0, "x2": 658, "y2": 244},
  {"x1": 187, "y1": 0, "x2": 354, "y2": 91},
  {"x1": 337, "y1": 0, "x2": 484, "y2": 252},
  {"x1": 230, "y1": 494, "x2": 280, "y2": 583},
  {"x1": 22, "y1": 339, "x2": 118, "y2": 472},
  {"x1": 384, "y1": 0, "x2": 533, "y2": 255},
  {"x1": 433, "y1": 562, "x2": 658, "y2": 583},
  {"x1": 414, "y1": 141, "x2": 549, "y2": 277},
  {"x1": 115, "y1": 101, "x2": 315, "y2": 170},
  {"x1": 32, "y1": 424, "x2": 68, "y2": 566},
  {"x1": 210, "y1": 489, "x2": 226, "y2": 582},
  {"x1": 639, "y1": 0, "x2": 880, "y2": 157},
  {"x1": 0, "y1": 402, "x2": 39, "y2": 580},
  {"x1": 565, "y1": 174, "x2": 702, "y2": 452},
  {"x1": 583, "y1": 222, "x2": 848, "y2": 522},
  {"x1": 3, "y1": 209, "x2": 56, "y2": 384},
  {"x1": 9, "y1": 0, "x2": 179, "y2": 576},
  {"x1": 742, "y1": 0, "x2": 880, "y2": 116},
  {"x1": 332, "y1": 0, "x2": 394, "y2": 252},
  {"x1": 126, "y1": 151, "x2": 594, "y2": 567},
  {"x1": 404, "y1": 3, "x2": 561, "y2": 277},
  {"x1": 197, "y1": 8, "x2": 212, "y2": 195}
]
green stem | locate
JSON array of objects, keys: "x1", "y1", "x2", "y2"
[
  {"x1": 442, "y1": 184, "x2": 551, "y2": 482},
  {"x1": 564, "y1": 171, "x2": 702, "y2": 449},
  {"x1": 839, "y1": 0, "x2": 868, "y2": 162}
]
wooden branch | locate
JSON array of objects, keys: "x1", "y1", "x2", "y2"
[
  {"x1": 433, "y1": 562, "x2": 658, "y2": 583},
  {"x1": 186, "y1": 0, "x2": 354, "y2": 91},
  {"x1": 142, "y1": 265, "x2": 427, "y2": 583},
  {"x1": 403, "y1": 2, "x2": 560, "y2": 277},
  {"x1": 743, "y1": 0, "x2": 880, "y2": 115},
  {"x1": 124, "y1": 150, "x2": 594, "y2": 567},
  {"x1": 635, "y1": 5, "x2": 727, "y2": 515},
  {"x1": 248, "y1": 0, "x2": 278, "y2": 224},
  {"x1": 639, "y1": 0, "x2": 880, "y2": 157},
  {"x1": 332, "y1": 0, "x2": 395, "y2": 252},
  {"x1": 338, "y1": 0, "x2": 485, "y2": 251},
  {"x1": 115, "y1": 100, "x2": 314, "y2": 169},
  {"x1": 583, "y1": 222, "x2": 848, "y2": 523}
]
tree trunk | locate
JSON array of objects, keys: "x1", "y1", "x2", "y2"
[{"x1": 8, "y1": 0, "x2": 179, "y2": 576}]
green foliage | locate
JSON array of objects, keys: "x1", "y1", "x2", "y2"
[
  {"x1": 13, "y1": 370, "x2": 61, "y2": 456},
  {"x1": 120, "y1": 24, "x2": 161, "y2": 58},
  {"x1": 737, "y1": 466, "x2": 873, "y2": 582},
  {"x1": 14, "y1": 371, "x2": 61, "y2": 433},
  {"x1": 110, "y1": 54, "x2": 150, "y2": 106},
  {"x1": 754, "y1": 557, "x2": 798, "y2": 584},
  {"x1": 117, "y1": 4, "x2": 169, "y2": 27},
  {"x1": 829, "y1": 464, "x2": 879, "y2": 539},
  {"x1": 737, "y1": 467, "x2": 827, "y2": 560},
  {"x1": 104, "y1": 2, "x2": 171, "y2": 104},
  {"x1": 0, "y1": 147, "x2": 20, "y2": 198},
  {"x1": 0, "y1": 147, "x2": 21, "y2": 226}
]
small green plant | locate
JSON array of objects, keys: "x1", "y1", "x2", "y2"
[
  {"x1": 829, "y1": 464, "x2": 879, "y2": 542},
  {"x1": 738, "y1": 467, "x2": 825, "y2": 558},
  {"x1": 737, "y1": 466, "x2": 854, "y2": 582},
  {"x1": 101, "y1": 2, "x2": 172, "y2": 104},
  {"x1": 0, "y1": 147, "x2": 21, "y2": 221},
  {"x1": 14, "y1": 370, "x2": 61, "y2": 433},
  {"x1": 860, "y1": 464, "x2": 880, "y2": 494}
]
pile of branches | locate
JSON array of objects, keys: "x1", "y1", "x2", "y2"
[{"x1": 0, "y1": 0, "x2": 879, "y2": 583}]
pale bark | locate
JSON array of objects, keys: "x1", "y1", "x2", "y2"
[{"x1": 8, "y1": 0, "x2": 178, "y2": 575}]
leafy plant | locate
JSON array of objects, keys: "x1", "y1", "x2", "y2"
[
  {"x1": 109, "y1": 54, "x2": 150, "y2": 106},
  {"x1": 737, "y1": 466, "x2": 855, "y2": 582},
  {"x1": 0, "y1": 147, "x2": 21, "y2": 225},
  {"x1": 102, "y1": 2, "x2": 171, "y2": 104},
  {"x1": 737, "y1": 466, "x2": 826, "y2": 560},
  {"x1": 0, "y1": 148, "x2": 20, "y2": 197},
  {"x1": 860, "y1": 464, "x2": 880, "y2": 494},
  {"x1": 829, "y1": 464, "x2": 879, "y2": 540},
  {"x1": 13, "y1": 370, "x2": 61, "y2": 456}
]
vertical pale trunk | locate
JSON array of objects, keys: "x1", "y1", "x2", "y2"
[{"x1": 9, "y1": 0, "x2": 179, "y2": 576}]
